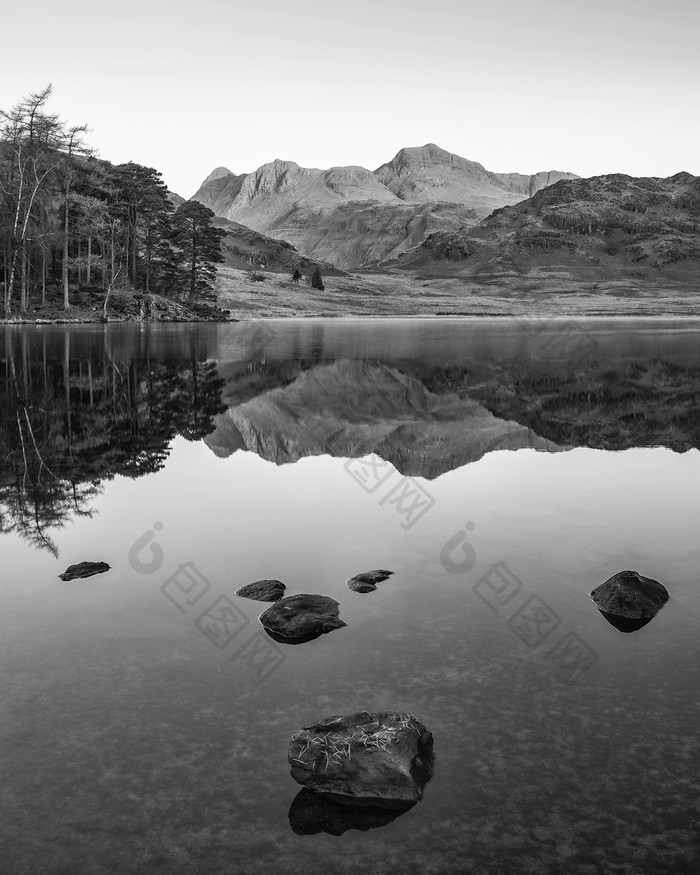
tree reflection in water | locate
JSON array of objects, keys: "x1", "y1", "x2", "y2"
[{"x1": 0, "y1": 330, "x2": 225, "y2": 555}]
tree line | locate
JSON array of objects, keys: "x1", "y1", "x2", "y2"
[{"x1": 0, "y1": 86, "x2": 225, "y2": 318}]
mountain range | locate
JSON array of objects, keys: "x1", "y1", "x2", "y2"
[{"x1": 192, "y1": 144, "x2": 577, "y2": 269}]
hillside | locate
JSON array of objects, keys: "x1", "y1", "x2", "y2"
[
  {"x1": 395, "y1": 172, "x2": 700, "y2": 286},
  {"x1": 192, "y1": 145, "x2": 576, "y2": 269},
  {"x1": 213, "y1": 216, "x2": 342, "y2": 276}
]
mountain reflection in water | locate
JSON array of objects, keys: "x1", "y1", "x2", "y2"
[{"x1": 3, "y1": 320, "x2": 700, "y2": 555}]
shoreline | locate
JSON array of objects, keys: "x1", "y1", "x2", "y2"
[{"x1": 4, "y1": 311, "x2": 700, "y2": 325}]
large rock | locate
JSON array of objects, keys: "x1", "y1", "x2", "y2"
[
  {"x1": 288, "y1": 788, "x2": 406, "y2": 835},
  {"x1": 346, "y1": 569, "x2": 394, "y2": 594},
  {"x1": 58, "y1": 561, "x2": 110, "y2": 581},
  {"x1": 236, "y1": 579, "x2": 286, "y2": 602},
  {"x1": 288, "y1": 711, "x2": 434, "y2": 808},
  {"x1": 590, "y1": 570, "x2": 669, "y2": 633},
  {"x1": 259, "y1": 594, "x2": 345, "y2": 644}
]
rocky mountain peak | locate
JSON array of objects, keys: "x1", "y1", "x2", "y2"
[
  {"x1": 237, "y1": 159, "x2": 308, "y2": 202},
  {"x1": 376, "y1": 144, "x2": 486, "y2": 175}
]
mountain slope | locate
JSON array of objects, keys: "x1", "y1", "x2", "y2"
[
  {"x1": 395, "y1": 172, "x2": 700, "y2": 284},
  {"x1": 214, "y1": 216, "x2": 342, "y2": 275},
  {"x1": 192, "y1": 145, "x2": 576, "y2": 269}
]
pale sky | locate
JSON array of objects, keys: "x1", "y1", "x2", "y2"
[{"x1": 2, "y1": 0, "x2": 698, "y2": 197}]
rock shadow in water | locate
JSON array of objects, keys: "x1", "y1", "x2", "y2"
[{"x1": 288, "y1": 788, "x2": 411, "y2": 836}]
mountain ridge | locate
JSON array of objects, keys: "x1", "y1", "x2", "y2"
[{"x1": 192, "y1": 144, "x2": 577, "y2": 269}]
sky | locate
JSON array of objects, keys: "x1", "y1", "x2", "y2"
[{"x1": 1, "y1": 0, "x2": 698, "y2": 197}]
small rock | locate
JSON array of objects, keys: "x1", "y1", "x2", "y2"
[
  {"x1": 346, "y1": 569, "x2": 394, "y2": 594},
  {"x1": 259, "y1": 594, "x2": 346, "y2": 644},
  {"x1": 236, "y1": 579, "x2": 286, "y2": 601},
  {"x1": 58, "y1": 561, "x2": 110, "y2": 581},
  {"x1": 289, "y1": 710, "x2": 434, "y2": 808},
  {"x1": 590, "y1": 570, "x2": 669, "y2": 633}
]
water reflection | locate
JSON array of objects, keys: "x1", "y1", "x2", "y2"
[
  {"x1": 1, "y1": 321, "x2": 699, "y2": 873},
  {"x1": 0, "y1": 329, "x2": 225, "y2": 554},
  {"x1": 288, "y1": 788, "x2": 410, "y2": 836},
  {"x1": 3, "y1": 320, "x2": 700, "y2": 558}
]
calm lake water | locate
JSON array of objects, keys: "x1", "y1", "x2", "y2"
[{"x1": 1, "y1": 319, "x2": 699, "y2": 874}]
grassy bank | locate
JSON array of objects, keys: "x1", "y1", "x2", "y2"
[{"x1": 216, "y1": 265, "x2": 700, "y2": 319}]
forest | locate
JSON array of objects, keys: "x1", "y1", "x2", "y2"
[{"x1": 0, "y1": 86, "x2": 225, "y2": 319}]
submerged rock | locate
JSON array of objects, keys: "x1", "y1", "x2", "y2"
[
  {"x1": 590, "y1": 570, "x2": 669, "y2": 633},
  {"x1": 58, "y1": 561, "x2": 110, "y2": 581},
  {"x1": 288, "y1": 788, "x2": 407, "y2": 835},
  {"x1": 236, "y1": 579, "x2": 286, "y2": 602},
  {"x1": 259, "y1": 594, "x2": 345, "y2": 644},
  {"x1": 346, "y1": 569, "x2": 394, "y2": 594},
  {"x1": 289, "y1": 710, "x2": 434, "y2": 808}
]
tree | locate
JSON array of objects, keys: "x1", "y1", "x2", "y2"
[
  {"x1": 170, "y1": 201, "x2": 225, "y2": 302},
  {"x1": 108, "y1": 162, "x2": 173, "y2": 291},
  {"x1": 60, "y1": 124, "x2": 91, "y2": 310},
  {"x1": 310, "y1": 267, "x2": 324, "y2": 291},
  {"x1": 1, "y1": 86, "x2": 63, "y2": 315},
  {"x1": 0, "y1": 85, "x2": 92, "y2": 316},
  {"x1": 292, "y1": 268, "x2": 301, "y2": 285}
]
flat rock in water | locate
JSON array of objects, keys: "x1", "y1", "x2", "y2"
[
  {"x1": 259, "y1": 593, "x2": 345, "y2": 644},
  {"x1": 289, "y1": 710, "x2": 434, "y2": 808},
  {"x1": 236, "y1": 579, "x2": 286, "y2": 601},
  {"x1": 590, "y1": 569, "x2": 669, "y2": 632},
  {"x1": 59, "y1": 561, "x2": 110, "y2": 581},
  {"x1": 346, "y1": 569, "x2": 394, "y2": 593}
]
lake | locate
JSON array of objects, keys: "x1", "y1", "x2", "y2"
[{"x1": 1, "y1": 319, "x2": 699, "y2": 874}]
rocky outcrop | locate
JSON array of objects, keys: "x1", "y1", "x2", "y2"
[
  {"x1": 59, "y1": 561, "x2": 110, "y2": 581},
  {"x1": 259, "y1": 594, "x2": 346, "y2": 644},
  {"x1": 590, "y1": 570, "x2": 670, "y2": 632},
  {"x1": 236, "y1": 579, "x2": 286, "y2": 602},
  {"x1": 395, "y1": 172, "x2": 700, "y2": 282},
  {"x1": 346, "y1": 570, "x2": 394, "y2": 594},
  {"x1": 289, "y1": 711, "x2": 434, "y2": 808}
]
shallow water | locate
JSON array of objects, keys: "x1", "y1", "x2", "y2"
[{"x1": 1, "y1": 319, "x2": 699, "y2": 874}]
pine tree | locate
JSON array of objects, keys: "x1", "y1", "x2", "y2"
[
  {"x1": 170, "y1": 201, "x2": 225, "y2": 302},
  {"x1": 310, "y1": 267, "x2": 324, "y2": 291}
]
